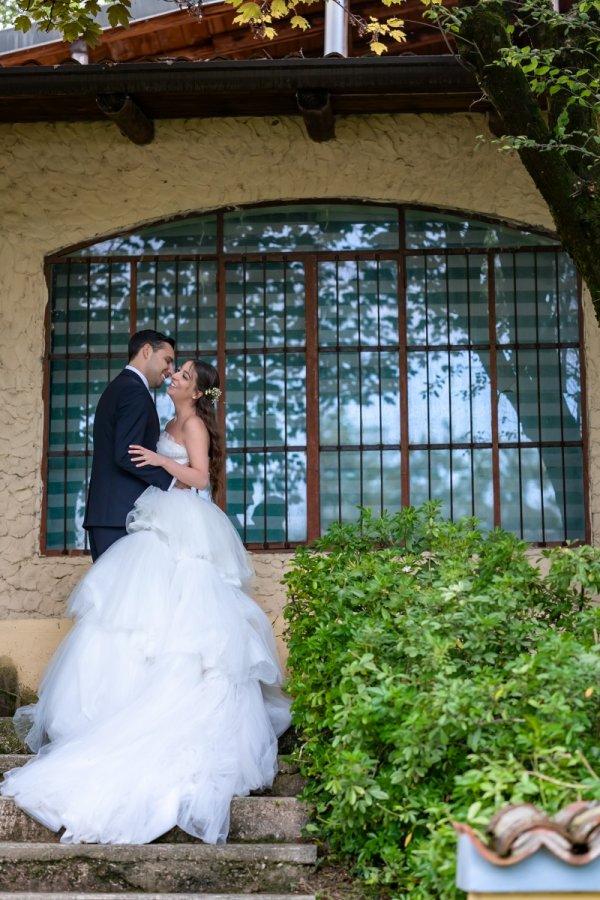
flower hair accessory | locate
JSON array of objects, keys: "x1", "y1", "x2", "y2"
[{"x1": 204, "y1": 387, "x2": 222, "y2": 407}]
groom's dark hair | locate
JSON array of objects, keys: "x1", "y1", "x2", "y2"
[{"x1": 128, "y1": 329, "x2": 175, "y2": 362}]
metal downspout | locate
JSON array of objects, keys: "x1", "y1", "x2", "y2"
[{"x1": 324, "y1": 0, "x2": 348, "y2": 58}]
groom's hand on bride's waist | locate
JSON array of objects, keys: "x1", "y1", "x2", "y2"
[{"x1": 173, "y1": 480, "x2": 191, "y2": 490}]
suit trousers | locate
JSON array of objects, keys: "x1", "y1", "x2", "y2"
[{"x1": 87, "y1": 526, "x2": 128, "y2": 562}]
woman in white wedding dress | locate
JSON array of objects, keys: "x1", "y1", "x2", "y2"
[{"x1": 1, "y1": 360, "x2": 291, "y2": 845}]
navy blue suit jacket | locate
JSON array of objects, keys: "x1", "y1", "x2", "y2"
[{"x1": 84, "y1": 368, "x2": 173, "y2": 529}]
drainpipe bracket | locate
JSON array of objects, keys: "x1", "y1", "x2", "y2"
[
  {"x1": 96, "y1": 93, "x2": 155, "y2": 145},
  {"x1": 296, "y1": 88, "x2": 336, "y2": 143}
]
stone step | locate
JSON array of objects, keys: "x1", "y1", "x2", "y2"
[
  {"x1": 0, "y1": 755, "x2": 306, "y2": 798},
  {"x1": 0, "y1": 721, "x2": 24, "y2": 755},
  {"x1": 0, "y1": 797, "x2": 309, "y2": 844},
  {"x1": 0, "y1": 895, "x2": 316, "y2": 900},
  {"x1": 0, "y1": 842, "x2": 317, "y2": 893}
]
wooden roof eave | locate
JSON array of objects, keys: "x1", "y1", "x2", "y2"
[{"x1": 0, "y1": 56, "x2": 484, "y2": 143}]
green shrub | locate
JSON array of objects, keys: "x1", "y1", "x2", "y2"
[{"x1": 283, "y1": 504, "x2": 600, "y2": 898}]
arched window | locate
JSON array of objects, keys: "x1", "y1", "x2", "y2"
[{"x1": 44, "y1": 203, "x2": 586, "y2": 552}]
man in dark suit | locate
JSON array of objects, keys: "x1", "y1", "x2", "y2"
[{"x1": 84, "y1": 329, "x2": 176, "y2": 561}]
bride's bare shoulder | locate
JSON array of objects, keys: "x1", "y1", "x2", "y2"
[{"x1": 183, "y1": 415, "x2": 209, "y2": 439}]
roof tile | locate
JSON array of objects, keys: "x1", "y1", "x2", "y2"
[{"x1": 455, "y1": 802, "x2": 600, "y2": 867}]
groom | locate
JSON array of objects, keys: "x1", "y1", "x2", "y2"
[{"x1": 83, "y1": 329, "x2": 176, "y2": 561}]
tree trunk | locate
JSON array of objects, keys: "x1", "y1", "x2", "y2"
[{"x1": 457, "y1": 2, "x2": 600, "y2": 324}]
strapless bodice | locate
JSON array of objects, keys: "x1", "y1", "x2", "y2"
[
  {"x1": 157, "y1": 430, "x2": 189, "y2": 465},
  {"x1": 155, "y1": 430, "x2": 211, "y2": 501}
]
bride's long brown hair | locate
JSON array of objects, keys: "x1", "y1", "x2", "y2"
[{"x1": 191, "y1": 360, "x2": 223, "y2": 501}]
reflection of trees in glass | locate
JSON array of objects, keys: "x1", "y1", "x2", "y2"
[
  {"x1": 320, "y1": 449, "x2": 402, "y2": 530},
  {"x1": 227, "y1": 451, "x2": 307, "y2": 542},
  {"x1": 136, "y1": 259, "x2": 218, "y2": 352},
  {"x1": 409, "y1": 448, "x2": 494, "y2": 529},
  {"x1": 405, "y1": 212, "x2": 559, "y2": 251},
  {"x1": 48, "y1": 205, "x2": 583, "y2": 550},
  {"x1": 405, "y1": 241, "x2": 582, "y2": 537},
  {"x1": 70, "y1": 217, "x2": 218, "y2": 257},
  {"x1": 405, "y1": 248, "x2": 488, "y2": 523},
  {"x1": 50, "y1": 263, "x2": 130, "y2": 549},
  {"x1": 317, "y1": 259, "x2": 402, "y2": 523},
  {"x1": 222, "y1": 260, "x2": 308, "y2": 538},
  {"x1": 223, "y1": 205, "x2": 399, "y2": 254}
]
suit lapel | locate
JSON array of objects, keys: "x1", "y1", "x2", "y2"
[{"x1": 121, "y1": 368, "x2": 161, "y2": 436}]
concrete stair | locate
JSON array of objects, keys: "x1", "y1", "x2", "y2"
[
  {"x1": 0, "y1": 896, "x2": 307, "y2": 900},
  {"x1": 0, "y1": 720, "x2": 315, "y2": 899}
]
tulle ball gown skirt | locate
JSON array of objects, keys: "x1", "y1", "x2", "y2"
[{"x1": 1, "y1": 488, "x2": 292, "y2": 845}]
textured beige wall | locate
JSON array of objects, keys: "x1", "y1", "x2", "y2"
[
  {"x1": 0, "y1": 552, "x2": 293, "y2": 688},
  {"x1": 0, "y1": 112, "x2": 597, "y2": 686}
]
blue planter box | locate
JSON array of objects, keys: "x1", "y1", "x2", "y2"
[{"x1": 457, "y1": 832, "x2": 600, "y2": 893}]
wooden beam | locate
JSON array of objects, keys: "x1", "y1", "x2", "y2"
[
  {"x1": 297, "y1": 88, "x2": 335, "y2": 141},
  {"x1": 96, "y1": 93, "x2": 154, "y2": 144}
]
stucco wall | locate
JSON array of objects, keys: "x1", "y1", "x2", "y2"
[{"x1": 0, "y1": 111, "x2": 597, "y2": 684}]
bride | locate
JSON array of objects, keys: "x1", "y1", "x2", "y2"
[{"x1": 1, "y1": 360, "x2": 292, "y2": 845}]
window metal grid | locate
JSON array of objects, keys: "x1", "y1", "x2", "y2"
[{"x1": 42, "y1": 203, "x2": 588, "y2": 553}]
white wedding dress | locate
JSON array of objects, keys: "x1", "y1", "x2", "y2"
[{"x1": 1, "y1": 432, "x2": 292, "y2": 844}]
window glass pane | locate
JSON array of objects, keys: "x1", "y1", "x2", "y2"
[
  {"x1": 448, "y1": 254, "x2": 489, "y2": 345},
  {"x1": 406, "y1": 254, "x2": 490, "y2": 348},
  {"x1": 224, "y1": 204, "x2": 399, "y2": 252},
  {"x1": 495, "y1": 253, "x2": 540, "y2": 345},
  {"x1": 409, "y1": 448, "x2": 451, "y2": 517},
  {"x1": 564, "y1": 447, "x2": 586, "y2": 540},
  {"x1": 500, "y1": 448, "x2": 546, "y2": 541},
  {"x1": 562, "y1": 348, "x2": 582, "y2": 441},
  {"x1": 51, "y1": 264, "x2": 84, "y2": 354},
  {"x1": 406, "y1": 209, "x2": 559, "y2": 249},
  {"x1": 318, "y1": 259, "x2": 399, "y2": 347},
  {"x1": 470, "y1": 448, "x2": 495, "y2": 529},
  {"x1": 319, "y1": 350, "x2": 400, "y2": 446},
  {"x1": 225, "y1": 352, "x2": 306, "y2": 449},
  {"x1": 49, "y1": 360, "x2": 91, "y2": 452},
  {"x1": 539, "y1": 349, "x2": 563, "y2": 443},
  {"x1": 409, "y1": 447, "x2": 494, "y2": 529},
  {"x1": 497, "y1": 349, "x2": 536, "y2": 443},
  {"x1": 162, "y1": 260, "x2": 217, "y2": 353},
  {"x1": 496, "y1": 348, "x2": 582, "y2": 445},
  {"x1": 320, "y1": 449, "x2": 402, "y2": 531},
  {"x1": 408, "y1": 350, "x2": 492, "y2": 445},
  {"x1": 45, "y1": 457, "x2": 88, "y2": 551},
  {"x1": 52, "y1": 262, "x2": 130, "y2": 355},
  {"x1": 557, "y1": 253, "x2": 579, "y2": 343},
  {"x1": 226, "y1": 451, "x2": 306, "y2": 543},
  {"x1": 536, "y1": 251, "x2": 560, "y2": 344},
  {"x1": 137, "y1": 260, "x2": 216, "y2": 352},
  {"x1": 65, "y1": 216, "x2": 218, "y2": 257},
  {"x1": 49, "y1": 358, "x2": 125, "y2": 455},
  {"x1": 514, "y1": 348, "x2": 540, "y2": 442},
  {"x1": 500, "y1": 447, "x2": 574, "y2": 541},
  {"x1": 408, "y1": 351, "x2": 446, "y2": 445},
  {"x1": 226, "y1": 261, "x2": 305, "y2": 350}
]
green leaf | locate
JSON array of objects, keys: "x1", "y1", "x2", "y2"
[
  {"x1": 107, "y1": 3, "x2": 132, "y2": 28},
  {"x1": 13, "y1": 14, "x2": 32, "y2": 32}
]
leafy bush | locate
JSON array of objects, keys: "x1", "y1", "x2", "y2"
[{"x1": 283, "y1": 504, "x2": 600, "y2": 898}]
